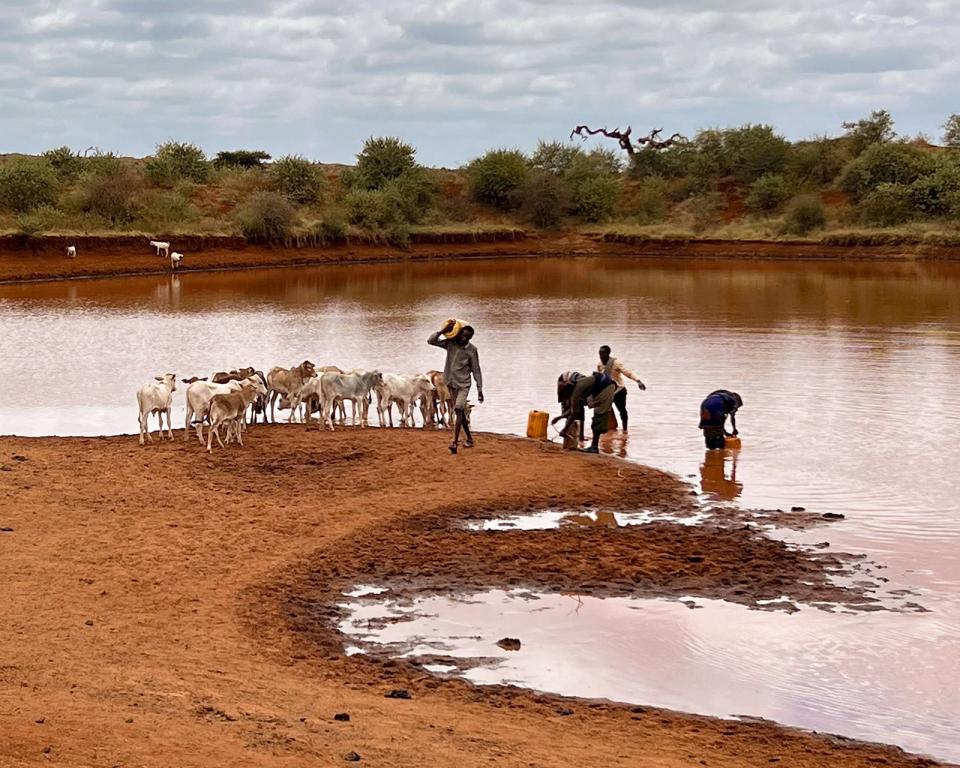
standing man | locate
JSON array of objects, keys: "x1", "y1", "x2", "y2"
[
  {"x1": 597, "y1": 345, "x2": 645, "y2": 431},
  {"x1": 555, "y1": 371, "x2": 617, "y2": 454},
  {"x1": 699, "y1": 389, "x2": 743, "y2": 449},
  {"x1": 428, "y1": 320, "x2": 484, "y2": 455}
]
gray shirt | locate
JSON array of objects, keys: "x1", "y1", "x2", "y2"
[{"x1": 428, "y1": 332, "x2": 483, "y2": 391}]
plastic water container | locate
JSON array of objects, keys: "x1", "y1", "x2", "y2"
[
  {"x1": 442, "y1": 318, "x2": 466, "y2": 339},
  {"x1": 725, "y1": 435, "x2": 742, "y2": 449},
  {"x1": 526, "y1": 410, "x2": 549, "y2": 440}
]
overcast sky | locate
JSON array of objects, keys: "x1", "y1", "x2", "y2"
[{"x1": 2, "y1": 1, "x2": 957, "y2": 167}]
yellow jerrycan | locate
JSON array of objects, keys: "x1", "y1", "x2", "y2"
[
  {"x1": 725, "y1": 435, "x2": 742, "y2": 449},
  {"x1": 526, "y1": 410, "x2": 549, "y2": 440}
]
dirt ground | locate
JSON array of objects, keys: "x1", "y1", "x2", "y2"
[
  {"x1": 1, "y1": 231, "x2": 957, "y2": 284},
  {"x1": 0, "y1": 428, "x2": 944, "y2": 767}
]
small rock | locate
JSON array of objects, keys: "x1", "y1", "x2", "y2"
[
  {"x1": 0, "y1": 527, "x2": 13, "y2": 533},
  {"x1": 35, "y1": 717, "x2": 45, "y2": 724},
  {"x1": 384, "y1": 689, "x2": 411, "y2": 699},
  {"x1": 686, "y1": 555, "x2": 704, "y2": 563},
  {"x1": 344, "y1": 752, "x2": 361, "y2": 762},
  {"x1": 125, "y1": 718, "x2": 134, "y2": 723},
  {"x1": 821, "y1": 512, "x2": 845, "y2": 520},
  {"x1": 84, "y1": 619, "x2": 94, "y2": 626},
  {"x1": 790, "y1": 506, "x2": 805, "y2": 512},
  {"x1": 42, "y1": 746, "x2": 51, "y2": 754},
  {"x1": 12, "y1": 455, "x2": 28, "y2": 462},
  {"x1": 557, "y1": 708, "x2": 574, "y2": 716},
  {"x1": 334, "y1": 713, "x2": 351, "y2": 721},
  {"x1": 630, "y1": 706, "x2": 646, "y2": 714},
  {"x1": 497, "y1": 637, "x2": 521, "y2": 651}
]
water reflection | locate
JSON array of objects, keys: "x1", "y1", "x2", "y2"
[{"x1": 700, "y1": 450, "x2": 742, "y2": 501}]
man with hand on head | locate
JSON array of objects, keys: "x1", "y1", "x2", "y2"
[{"x1": 428, "y1": 319, "x2": 484, "y2": 455}]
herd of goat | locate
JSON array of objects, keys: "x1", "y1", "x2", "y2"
[
  {"x1": 66, "y1": 240, "x2": 184, "y2": 269},
  {"x1": 136, "y1": 361, "x2": 461, "y2": 452}
]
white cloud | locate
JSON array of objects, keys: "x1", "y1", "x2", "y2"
[{"x1": 0, "y1": 0, "x2": 957, "y2": 165}]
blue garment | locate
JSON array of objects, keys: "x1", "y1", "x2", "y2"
[{"x1": 699, "y1": 390, "x2": 741, "y2": 429}]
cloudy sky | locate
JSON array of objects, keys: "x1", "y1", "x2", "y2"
[{"x1": 2, "y1": 1, "x2": 957, "y2": 166}]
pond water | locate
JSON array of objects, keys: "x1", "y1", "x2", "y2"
[{"x1": 1, "y1": 257, "x2": 958, "y2": 759}]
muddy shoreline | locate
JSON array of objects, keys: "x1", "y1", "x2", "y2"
[
  {"x1": 3, "y1": 231, "x2": 960, "y2": 284},
  {"x1": 0, "y1": 428, "x2": 945, "y2": 766}
]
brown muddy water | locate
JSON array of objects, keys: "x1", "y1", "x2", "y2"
[{"x1": 1, "y1": 257, "x2": 958, "y2": 759}]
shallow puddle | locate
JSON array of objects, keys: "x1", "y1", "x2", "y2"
[
  {"x1": 340, "y1": 588, "x2": 960, "y2": 762},
  {"x1": 462, "y1": 508, "x2": 709, "y2": 531}
]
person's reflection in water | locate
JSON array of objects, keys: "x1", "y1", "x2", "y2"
[
  {"x1": 699, "y1": 449, "x2": 742, "y2": 501},
  {"x1": 600, "y1": 429, "x2": 629, "y2": 458}
]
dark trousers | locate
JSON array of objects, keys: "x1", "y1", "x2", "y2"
[
  {"x1": 703, "y1": 426, "x2": 726, "y2": 450},
  {"x1": 613, "y1": 387, "x2": 628, "y2": 428}
]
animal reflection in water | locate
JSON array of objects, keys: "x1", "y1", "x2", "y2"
[
  {"x1": 699, "y1": 449, "x2": 742, "y2": 501},
  {"x1": 560, "y1": 510, "x2": 621, "y2": 528}
]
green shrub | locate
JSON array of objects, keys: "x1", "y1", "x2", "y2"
[
  {"x1": 723, "y1": 124, "x2": 790, "y2": 184},
  {"x1": 83, "y1": 151, "x2": 125, "y2": 178},
  {"x1": 842, "y1": 109, "x2": 896, "y2": 156},
  {"x1": 316, "y1": 211, "x2": 348, "y2": 242},
  {"x1": 786, "y1": 137, "x2": 847, "y2": 185},
  {"x1": 145, "y1": 141, "x2": 209, "y2": 186},
  {"x1": 517, "y1": 170, "x2": 570, "y2": 228},
  {"x1": 42, "y1": 146, "x2": 83, "y2": 183},
  {"x1": 839, "y1": 142, "x2": 936, "y2": 200},
  {"x1": 0, "y1": 157, "x2": 58, "y2": 213},
  {"x1": 942, "y1": 114, "x2": 960, "y2": 149},
  {"x1": 746, "y1": 174, "x2": 789, "y2": 213},
  {"x1": 344, "y1": 188, "x2": 404, "y2": 230},
  {"x1": 235, "y1": 191, "x2": 297, "y2": 242},
  {"x1": 621, "y1": 178, "x2": 669, "y2": 223},
  {"x1": 629, "y1": 142, "x2": 697, "y2": 180},
  {"x1": 137, "y1": 188, "x2": 201, "y2": 231},
  {"x1": 381, "y1": 169, "x2": 435, "y2": 224},
  {"x1": 268, "y1": 155, "x2": 325, "y2": 205},
  {"x1": 688, "y1": 191, "x2": 723, "y2": 233},
  {"x1": 906, "y1": 159, "x2": 960, "y2": 216},
  {"x1": 466, "y1": 149, "x2": 528, "y2": 209},
  {"x1": 211, "y1": 166, "x2": 270, "y2": 208},
  {"x1": 857, "y1": 183, "x2": 916, "y2": 226},
  {"x1": 572, "y1": 175, "x2": 619, "y2": 222},
  {"x1": 74, "y1": 165, "x2": 142, "y2": 223},
  {"x1": 781, "y1": 194, "x2": 826, "y2": 235},
  {"x1": 213, "y1": 150, "x2": 271, "y2": 169},
  {"x1": 530, "y1": 140, "x2": 582, "y2": 175},
  {"x1": 352, "y1": 137, "x2": 417, "y2": 190}
]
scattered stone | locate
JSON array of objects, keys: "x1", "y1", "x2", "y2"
[
  {"x1": 35, "y1": 717, "x2": 45, "y2": 724},
  {"x1": 630, "y1": 706, "x2": 645, "y2": 714},
  {"x1": 557, "y1": 708, "x2": 574, "y2": 716},
  {"x1": 813, "y1": 542, "x2": 830, "y2": 549},
  {"x1": 1, "y1": 465, "x2": 12, "y2": 471},
  {"x1": 821, "y1": 512, "x2": 845, "y2": 520},
  {"x1": 344, "y1": 751, "x2": 361, "y2": 762},
  {"x1": 384, "y1": 689, "x2": 411, "y2": 699},
  {"x1": 84, "y1": 619, "x2": 94, "y2": 626},
  {"x1": 686, "y1": 555, "x2": 704, "y2": 563},
  {"x1": 125, "y1": 718, "x2": 134, "y2": 723},
  {"x1": 0, "y1": 527, "x2": 13, "y2": 533},
  {"x1": 334, "y1": 713, "x2": 351, "y2": 722},
  {"x1": 497, "y1": 637, "x2": 521, "y2": 651},
  {"x1": 790, "y1": 506, "x2": 806, "y2": 512},
  {"x1": 12, "y1": 455, "x2": 28, "y2": 462},
  {"x1": 42, "y1": 746, "x2": 51, "y2": 754}
]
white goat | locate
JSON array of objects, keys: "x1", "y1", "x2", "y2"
[
  {"x1": 136, "y1": 373, "x2": 176, "y2": 445},
  {"x1": 150, "y1": 240, "x2": 170, "y2": 257},
  {"x1": 66, "y1": 245, "x2": 76, "y2": 259},
  {"x1": 170, "y1": 251, "x2": 184, "y2": 270}
]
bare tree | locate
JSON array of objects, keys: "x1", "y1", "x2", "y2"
[{"x1": 570, "y1": 125, "x2": 686, "y2": 155}]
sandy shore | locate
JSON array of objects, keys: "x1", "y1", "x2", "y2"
[
  {"x1": 2, "y1": 231, "x2": 959, "y2": 284},
  {"x1": 0, "y1": 428, "x2": 944, "y2": 767}
]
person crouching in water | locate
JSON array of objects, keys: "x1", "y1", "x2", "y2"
[
  {"x1": 554, "y1": 371, "x2": 617, "y2": 453},
  {"x1": 551, "y1": 371, "x2": 586, "y2": 446},
  {"x1": 699, "y1": 389, "x2": 743, "y2": 449},
  {"x1": 428, "y1": 320, "x2": 484, "y2": 455},
  {"x1": 597, "y1": 345, "x2": 645, "y2": 431}
]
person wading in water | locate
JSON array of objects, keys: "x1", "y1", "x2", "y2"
[
  {"x1": 698, "y1": 389, "x2": 742, "y2": 449},
  {"x1": 554, "y1": 370, "x2": 617, "y2": 453},
  {"x1": 597, "y1": 345, "x2": 645, "y2": 431},
  {"x1": 428, "y1": 320, "x2": 484, "y2": 455}
]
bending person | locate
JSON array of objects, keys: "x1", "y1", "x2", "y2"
[
  {"x1": 556, "y1": 371, "x2": 617, "y2": 454},
  {"x1": 428, "y1": 320, "x2": 484, "y2": 455},
  {"x1": 698, "y1": 389, "x2": 743, "y2": 449}
]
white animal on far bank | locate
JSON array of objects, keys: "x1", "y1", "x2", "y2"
[
  {"x1": 66, "y1": 245, "x2": 76, "y2": 259},
  {"x1": 136, "y1": 373, "x2": 176, "y2": 445},
  {"x1": 150, "y1": 240, "x2": 170, "y2": 257},
  {"x1": 170, "y1": 251, "x2": 184, "y2": 270}
]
